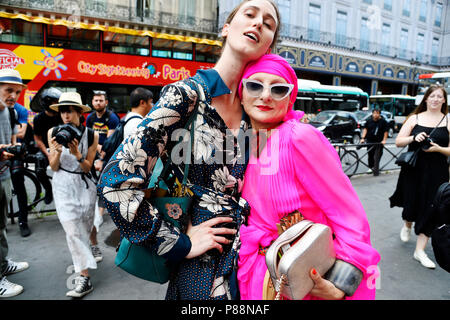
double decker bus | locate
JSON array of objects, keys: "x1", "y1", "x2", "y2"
[
  {"x1": 294, "y1": 79, "x2": 368, "y2": 121},
  {"x1": 369, "y1": 94, "x2": 416, "y2": 131},
  {"x1": 0, "y1": 14, "x2": 219, "y2": 119},
  {"x1": 416, "y1": 72, "x2": 450, "y2": 105}
]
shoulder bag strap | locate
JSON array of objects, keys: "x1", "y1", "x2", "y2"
[
  {"x1": 429, "y1": 115, "x2": 446, "y2": 138},
  {"x1": 155, "y1": 80, "x2": 203, "y2": 191}
]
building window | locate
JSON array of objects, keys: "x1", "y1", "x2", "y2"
[
  {"x1": 435, "y1": 2, "x2": 443, "y2": 27},
  {"x1": 137, "y1": 0, "x2": 155, "y2": 18},
  {"x1": 400, "y1": 28, "x2": 408, "y2": 59},
  {"x1": 0, "y1": 18, "x2": 43, "y2": 46},
  {"x1": 363, "y1": 0, "x2": 372, "y2": 4},
  {"x1": 308, "y1": 3, "x2": 321, "y2": 42},
  {"x1": 179, "y1": 0, "x2": 196, "y2": 19},
  {"x1": 278, "y1": 0, "x2": 291, "y2": 26},
  {"x1": 381, "y1": 23, "x2": 391, "y2": 55},
  {"x1": 47, "y1": 24, "x2": 100, "y2": 51},
  {"x1": 336, "y1": 11, "x2": 347, "y2": 46},
  {"x1": 416, "y1": 33, "x2": 424, "y2": 62},
  {"x1": 384, "y1": 0, "x2": 392, "y2": 11},
  {"x1": 103, "y1": 32, "x2": 150, "y2": 56},
  {"x1": 360, "y1": 17, "x2": 370, "y2": 51},
  {"x1": 402, "y1": 0, "x2": 410, "y2": 17},
  {"x1": 431, "y1": 38, "x2": 439, "y2": 64},
  {"x1": 419, "y1": 0, "x2": 427, "y2": 22}
]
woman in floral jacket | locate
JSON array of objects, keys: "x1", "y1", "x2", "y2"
[{"x1": 98, "y1": 0, "x2": 281, "y2": 300}]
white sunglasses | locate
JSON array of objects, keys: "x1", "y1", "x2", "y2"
[{"x1": 242, "y1": 79, "x2": 294, "y2": 101}]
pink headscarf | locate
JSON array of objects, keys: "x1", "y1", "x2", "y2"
[{"x1": 238, "y1": 53, "x2": 304, "y2": 121}]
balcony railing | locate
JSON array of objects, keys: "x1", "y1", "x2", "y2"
[
  {"x1": 2, "y1": 0, "x2": 218, "y2": 34},
  {"x1": 279, "y1": 23, "x2": 450, "y2": 67}
]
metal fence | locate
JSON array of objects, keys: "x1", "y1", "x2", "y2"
[{"x1": 333, "y1": 142, "x2": 406, "y2": 178}]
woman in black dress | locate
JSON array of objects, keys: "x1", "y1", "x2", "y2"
[{"x1": 390, "y1": 85, "x2": 450, "y2": 269}]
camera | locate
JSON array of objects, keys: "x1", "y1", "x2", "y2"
[
  {"x1": 52, "y1": 124, "x2": 82, "y2": 148},
  {"x1": 207, "y1": 213, "x2": 238, "y2": 257},
  {"x1": 4, "y1": 144, "x2": 26, "y2": 160},
  {"x1": 421, "y1": 137, "x2": 434, "y2": 150}
]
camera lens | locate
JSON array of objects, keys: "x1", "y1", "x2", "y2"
[{"x1": 55, "y1": 130, "x2": 72, "y2": 147}]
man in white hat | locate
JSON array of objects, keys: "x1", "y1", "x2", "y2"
[{"x1": 0, "y1": 68, "x2": 29, "y2": 298}]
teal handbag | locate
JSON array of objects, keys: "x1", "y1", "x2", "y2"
[{"x1": 114, "y1": 80, "x2": 202, "y2": 283}]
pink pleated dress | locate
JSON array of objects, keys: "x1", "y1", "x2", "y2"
[{"x1": 237, "y1": 120, "x2": 381, "y2": 300}]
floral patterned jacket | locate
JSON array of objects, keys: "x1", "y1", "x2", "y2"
[{"x1": 97, "y1": 69, "x2": 251, "y2": 278}]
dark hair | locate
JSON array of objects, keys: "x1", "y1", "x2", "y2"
[
  {"x1": 130, "y1": 87, "x2": 153, "y2": 108},
  {"x1": 221, "y1": 0, "x2": 281, "y2": 51},
  {"x1": 59, "y1": 105, "x2": 83, "y2": 114},
  {"x1": 372, "y1": 108, "x2": 381, "y2": 113},
  {"x1": 93, "y1": 90, "x2": 108, "y2": 100},
  {"x1": 413, "y1": 85, "x2": 448, "y2": 115}
]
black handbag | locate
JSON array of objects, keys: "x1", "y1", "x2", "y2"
[
  {"x1": 395, "y1": 149, "x2": 419, "y2": 167},
  {"x1": 395, "y1": 115, "x2": 446, "y2": 168},
  {"x1": 115, "y1": 80, "x2": 203, "y2": 283}
]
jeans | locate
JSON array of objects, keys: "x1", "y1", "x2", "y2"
[{"x1": 0, "y1": 179, "x2": 12, "y2": 275}]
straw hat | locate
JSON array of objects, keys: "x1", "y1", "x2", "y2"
[
  {"x1": 0, "y1": 69, "x2": 27, "y2": 88},
  {"x1": 49, "y1": 92, "x2": 91, "y2": 113}
]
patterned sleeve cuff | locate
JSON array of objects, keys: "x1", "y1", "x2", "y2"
[{"x1": 161, "y1": 233, "x2": 192, "y2": 266}]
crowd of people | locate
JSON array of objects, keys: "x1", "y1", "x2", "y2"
[{"x1": 0, "y1": 0, "x2": 448, "y2": 301}]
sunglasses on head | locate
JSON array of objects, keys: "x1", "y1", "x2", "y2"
[
  {"x1": 93, "y1": 90, "x2": 107, "y2": 96},
  {"x1": 242, "y1": 79, "x2": 294, "y2": 101}
]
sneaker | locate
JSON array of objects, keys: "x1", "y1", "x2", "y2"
[
  {"x1": 91, "y1": 245, "x2": 103, "y2": 263},
  {"x1": 366, "y1": 168, "x2": 373, "y2": 174},
  {"x1": 400, "y1": 225, "x2": 411, "y2": 242},
  {"x1": 0, "y1": 277, "x2": 24, "y2": 298},
  {"x1": 66, "y1": 275, "x2": 93, "y2": 298},
  {"x1": 19, "y1": 223, "x2": 31, "y2": 237},
  {"x1": 413, "y1": 250, "x2": 436, "y2": 269},
  {"x1": 3, "y1": 259, "x2": 29, "y2": 276}
]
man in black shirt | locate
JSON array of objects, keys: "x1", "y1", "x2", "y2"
[
  {"x1": 33, "y1": 88, "x2": 63, "y2": 204},
  {"x1": 360, "y1": 108, "x2": 388, "y2": 175}
]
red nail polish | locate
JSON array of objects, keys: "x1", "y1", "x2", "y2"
[{"x1": 312, "y1": 268, "x2": 317, "y2": 275}]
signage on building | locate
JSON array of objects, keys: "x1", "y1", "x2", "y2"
[
  {"x1": 346, "y1": 62, "x2": 359, "y2": 73},
  {"x1": 279, "y1": 51, "x2": 297, "y2": 65},
  {"x1": 363, "y1": 65, "x2": 375, "y2": 75},
  {"x1": 397, "y1": 71, "x2": 407, "y2": 79},
  {"x1": 383, "y1": 68, "x2": 394, "y2": 77},
  {"x1": 309, "y1": 56, "x2": 326, "y2": 68}
]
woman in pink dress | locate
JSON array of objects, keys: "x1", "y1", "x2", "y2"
[{"x1": 237, "y1": 54, "x2": 381, "y2": 300}]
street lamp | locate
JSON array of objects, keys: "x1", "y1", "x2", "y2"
[{"x1": 410, "y1": 58, "x2": 421, "y2": 96}]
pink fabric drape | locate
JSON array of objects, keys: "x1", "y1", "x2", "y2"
[{"x1": 237, "y1": 120, "x2": 381, "y2": 300}]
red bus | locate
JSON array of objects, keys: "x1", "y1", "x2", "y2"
[{"x1": 0, "y1": 15, "x2": 219, "y2": 119}]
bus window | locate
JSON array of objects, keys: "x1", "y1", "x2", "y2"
[
  {"x1": 173, "y1": 41, "x2": 193, "y2": 60},
  {"x1": 195, "y1": 43, "x2": 221, "y2": 63},
  {"x1": 152, "y1": 38, "x2": 193, "y2": 60},
  {"x1": 0, "y1": 18, "x2": 43, "y2": 45},
  {"x1": 103, "y1": 32, "x2": 150, "y2": 56},
  {"x1": 47, "y1": 25, "x2": 100, "y2": 51}
]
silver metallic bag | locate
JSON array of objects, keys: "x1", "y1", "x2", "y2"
[{"x1": 265, "y1": 219, "x2": 336, "y2": 300}]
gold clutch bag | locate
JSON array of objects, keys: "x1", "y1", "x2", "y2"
[{"x1": 265, "y1": 219, "x2": 336, "y2": 300}]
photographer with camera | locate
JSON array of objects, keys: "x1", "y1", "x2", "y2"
[
  {"x1": 47, "y1": 92, "x2": 99, "y2": 298},
  {"x1": 390, "y1": 85, "x2": 450, "y2": 270},
  {"x1": 33, "y1": 88, "x2": 63, "y2": 207},
  {"x1": 0, "y1": 69, "x2": 30, "y2": 298},
  {"x1": 8, "y1": 101, "x2": 34, "y2": 237}
]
